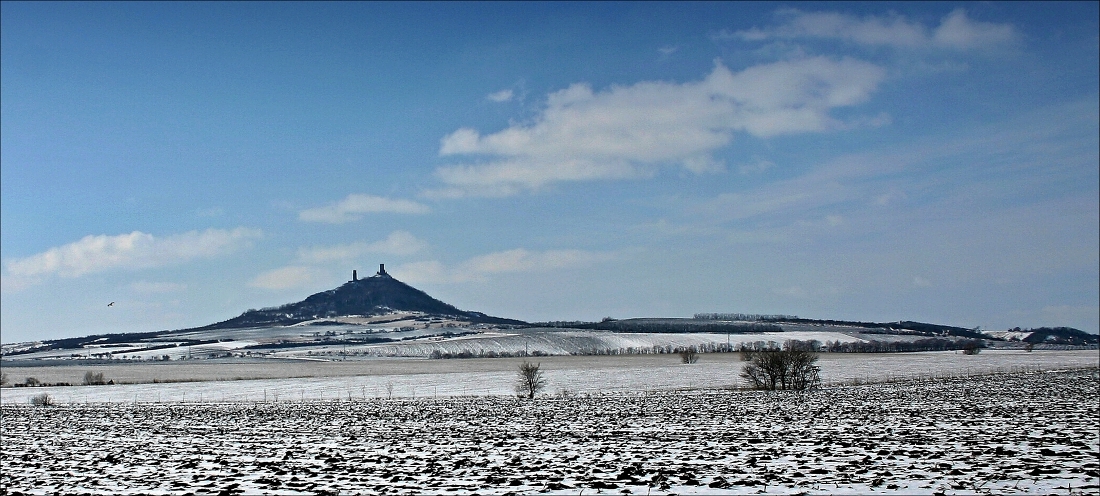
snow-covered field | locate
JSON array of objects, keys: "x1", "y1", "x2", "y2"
[
  {"x1": 2, "y1": 368, "x2": 1096, "y2": 495},
  {"x1": 1, "y1": 349, "x2": 1095, "y2": 404},
  {"x1": 3, "y1": 329, "x2": 870, "y2": 362}
]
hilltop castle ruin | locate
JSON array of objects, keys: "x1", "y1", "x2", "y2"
[{"x1": 352, "y1": 264, "x2": 388, "y2": 282}]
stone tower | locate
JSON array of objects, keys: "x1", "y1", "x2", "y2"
[{"x1": 377, "y1": 264, "x2": 388, "y2": 277}]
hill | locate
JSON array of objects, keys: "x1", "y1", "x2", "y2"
[
  {"x1": 983, "y1": 327, "x2": 1099, "y2": 346},
  {"x1": 1, "y1": 266, "x2": 1095, "y2": 361},
  {"x1": 197, "y1": 265, "x2": 525, "y2": 330}
]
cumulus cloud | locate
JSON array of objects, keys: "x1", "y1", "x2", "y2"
[
  {"x1": 429, "y1": 57, "x2": 886, "y2": 197},
  {"x1": 730, "y1": 8, "x2": 1016, "y2": 50},
  {"x1": 299, "y1": 194, "x2": 430, "y2": 223},
  {"x1": 296, "y1": 231, "x2": 428, "y2": 263},
  {"x1": 396, "y1": 248, "x2": 614, "y2": 284},
  {"x1": 4, "y1": 228, "x2": 261, "y2": 283}
]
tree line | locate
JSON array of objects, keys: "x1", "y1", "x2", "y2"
[{"x1": 537, "y1": 320, "x2": 782, "y2": 334}]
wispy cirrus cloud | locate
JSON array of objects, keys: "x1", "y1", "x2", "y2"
[
  {"x1": 299, "y1": 194, "x2": 430, "y2": 223},
  {"x1": 396, "y1": 248, "x2": 615, "y2": 284},
  {"x1": 250, "y1": 231, "x2": 430, "y2": 291},
  {"x1": 296, "y1": 231, "x2": 428, "y2": 264},
  {"x1": 428, "y1": 57, "x2": 886, "y2": 198},
  {"x1": 254, "y1": 241, "x2": 610, "y2": 291},
  {"x1": 248, "y1": 266, "x2": 321, "y2": 290},
  {"x1": 486, "y1": 89, "x2": 514, "y2": 103},
  {"x1": 130, "y1": 281, "x2": 188, "y2": 294},
  {"x1": 3, "y1": 228, "x2": 261, "y2": 287},
  {"x1": 658, "y1": 45, "x2": 680, "y2": 57},
  {"x1": 651, "y1": 98, "x2": 1099, "y2": 265},
  {"x1": 728, "y1": 8, "x2": 1017, "y2": 51}
]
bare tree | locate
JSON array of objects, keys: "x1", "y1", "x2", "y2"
[
  {"x1": 679, "y1": 347, "x2": 699, "y2": 364},
  {"x1": 741, "y1": 341, "x2": 820, "y2": 391},
  {"x1": 515, "y1": 361, "x2": 546, "y2": 399},
  {"x1": 31, "y1": 393, "x2": 54, "y2": 406}
]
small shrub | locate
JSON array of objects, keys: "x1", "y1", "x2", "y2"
[
  {"x1": 961, "y1": 340, "x2": 983, "y2": 355},
  {"x1": 83, "y1": 371, "x2": 106, "y2": 385},
  {"x1": 679, "y1": 347, "x2": 699, "y2": 364},
  {"x1": 23, "y1": 377, "x2": 40, "y2": 387},
  {"x1": 30, "y1": 393, "x2": 54, "y2": 406}
]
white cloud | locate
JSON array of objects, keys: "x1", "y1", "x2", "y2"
[
  {"x1": 460, "y1": 248, "x2": 607, "y2": 275},
  {"x1": 296, "y1": 231, "x2": 428, "y2": 263},
  {"x1": 693, "y1": 181, "x2": 849, "y2": 223},
  {"x1": 195, "y1": 207, "x2": 224, "y2": 217},
  {"x1": 249, "y1": 266, "x2": 322, "y2": 290},
  {"x1": 732, "y1": 8, "x2": 1016, "y2": 50},
  {"x1": 874, "y1": 189, "x2": 908, "y2": 206},
  {"x1": 430, "y1": 57, "x2": 885, "y2": 197},
  {"x1": 738, "y1": 158, "x2": 775, "y2": 175},
  {"x1": 299, "y1": 194, "x2": 430, "y2": 223},
  {"x1": 487, "y1": 89, "x2": 514, "y2": 102},
  {"x1": 130, "y1": 281, "x2": 187, "y2": 293},
  {"x1": 683, "y1": 155, "x2": 726, "y2": 174},
  {"x1": 4, "y1": 228, "x2": 261, "y2": 282},
  {"x1": 932, "y1": 9, "x2": 1017, "y2": 50},
  {"x1": 390, "y1": 260, "x2": 449, "y2": 284},
  {"x1": 253, "y1": 232, "x2": 429, "y2": 291},
  {"x1": 364, "y1": 231, "x2": 429, "y2": 256},
  {"x1": 395, "y1": 248, "x2": 614, "y2": 284}
]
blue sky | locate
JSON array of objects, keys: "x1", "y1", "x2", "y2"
[{"x1": 2, "y1": 2, "x2": 1097, "y2": 343}]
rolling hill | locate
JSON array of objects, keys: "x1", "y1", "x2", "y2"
[
  {"x1": 1, "y1": 264, "x2": 1094, "y2": 360},
  {"x1": 197, "y1": 265, "x2": 525, "y2": 330}
]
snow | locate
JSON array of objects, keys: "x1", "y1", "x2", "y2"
[
  {"x1": 985, "y1": 330, "x2": 1034, "y2": 341},
  {"x1": 2, "y1": 368, "x2": 1096, "y2": 495},
  {"x1": 0, "y1": 349, "x2": 1095, "y2": 405},
  {"x1": 6, "y1": 329, "x2": 870, "y2": 361}
]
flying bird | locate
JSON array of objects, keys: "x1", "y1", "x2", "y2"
[{"x1": 108, "y1": 302, "x2": 115, "y2": 307}]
